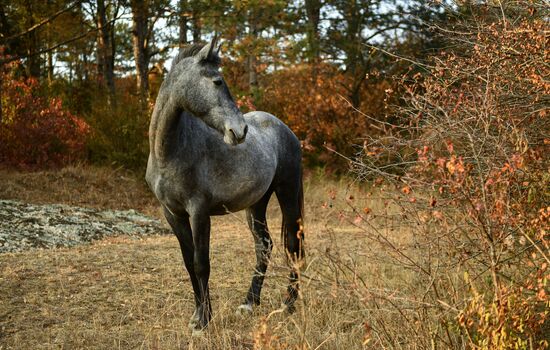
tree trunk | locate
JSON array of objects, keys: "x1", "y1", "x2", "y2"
[
  {"x1": 248, "y1": 54, "x2": 258, "y2": 92},
  {"x1": 304, "y1": 0, "x2": 321, "y2": 63},
  {"x1": 109, "y1": 3, "x2": 118, "y2": 86},
  {"x1": 192, "y1": 16, "x2": 201, "y2": 43},
  {"x1": 0, "y1": 73, "x2": 3, "y2": 123},
  {"x1": 343, "y1": 1, "x2": 365, "y2": 109},
  {"x1": 46, "y1": 24, "x2": 54, "y2": 83},
  {"x1": 43, "y1": 0, "x2": 53, "y2": 83},
  {"x1": 82, "y1": 47, "x2": 89, "y2": 82},
  {"x1": 247, "y1": 10, "x2": 258, "y2": 94},
  {"x1": 0, "y1": 4, "x2": 6, "y2": 122},
  {"x1": 192, "y1": 23, "x2": 201, "y2": 43},
  {"x1": 191, "y1": 0, "x2": 201, "y2": 43},
  {"x1": 179, "y1": 0, "x2": 188, "y2": 46},
  {"x1": 130, "y1": 0, "x2": 150, "y2": 108},
  {"x1": 97, "y1": 0, "x2": 115, "y2": 103},
  {"x1": 24, "y1": 0, "x2": 41, "y2": 78},
  {"x1": 47, "y1": 48, "x2": 53, "y2": 83}
]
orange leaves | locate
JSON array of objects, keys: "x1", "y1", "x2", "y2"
[
  {"x1": 445, "y1": 155, "x2": 465, "y2": 175},
  {"x1": 352, "y1": 8, "x2": 550, "y2": 348},
  {"x1": 257, "y1": 62, "x2": 391, "y2": 168},
  {"x1": 261, "y1": 63, "x2": 351, "y2": 137},
  {"x1": 432, "y1": 210, "x2": 444, "y2": 220},
  {"x1": 235, "y1": 95, "x2": 256, "y2": 113}
]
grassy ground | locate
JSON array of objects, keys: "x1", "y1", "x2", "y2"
[{"x1": 0, "y1": 165, "x2": 405, "y2": 349}]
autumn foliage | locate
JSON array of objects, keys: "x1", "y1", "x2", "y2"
[
  {"x1": 353, "y1": 4, "x2": 549, "y2": 348},
  {"x1": 258, "y1": 63, "x2": 391, "y2": 167},
  {"x1": 0, "y1": 61, "x2": 89, "y2": 169},
  {"x1": 83, "y1": 77, "x2": 150, "y2": 168}
]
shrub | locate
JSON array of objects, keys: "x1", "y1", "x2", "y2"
[
  {"x1": 259, "y1": 63, "x2": 391, "y2": 169},
  {"x1": 0, "y1": 61, "x2": 89, "y2": 169},
  {"x1": 350, "y1": 1, "x2": 549, "y2": 348},
  {"x1": 83, "y1": 80, "x2": 150, "y2": 170}
]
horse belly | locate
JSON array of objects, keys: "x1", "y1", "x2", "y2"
[{"x1": 208, "y1": 170, "x2": 274, "y2": 215}]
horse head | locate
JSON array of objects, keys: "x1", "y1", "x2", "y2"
[{"x1": 170, "y1": 35, "x2": 248, "y2": 146}]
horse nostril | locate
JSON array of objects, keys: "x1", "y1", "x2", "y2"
[{"x1": 228, "y1": 126, "x2": 246, "y2": 145}]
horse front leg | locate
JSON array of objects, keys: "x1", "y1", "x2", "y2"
[
  {"x1": 162, "y1": 207, "x2": 202, "y2": 330},
  {"x1": 189, "y1": 209, "x2": 212, "y2": 334}
]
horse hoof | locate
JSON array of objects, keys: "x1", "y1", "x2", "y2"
[
  {"x1": 191, "y1": 328, "x2": 206, "y2": 337},
  {"x1": 188, "y1": 312, "x2": 200, "y2": 330},
  {"x1": 235, "y1": 304, "x2": 253, "y2": 316},
  {"x1": 281, "y1": 302, "x2": 296, "y2": 314}
]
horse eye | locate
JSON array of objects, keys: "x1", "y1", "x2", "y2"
[{"x1": 213, "y1": 78, "x2": 223, "y2": 86}]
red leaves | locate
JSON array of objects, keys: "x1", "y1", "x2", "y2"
[
  {"x1": 0, "y1": 61, "x2": 89, "y2": 169},
  {"x1": 445, "y1": 140, "x2": 454, "y2": 154},
  {"x1": 235, "y1": 95, "x2": 256, "y2": 113}
]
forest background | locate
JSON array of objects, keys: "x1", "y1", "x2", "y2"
[
  {"x1": 0, "y1": 0, "x2": 447, "y2": 170},
  {"x1": 1, "y1": 0, "x2": 548, "y2": 348}
]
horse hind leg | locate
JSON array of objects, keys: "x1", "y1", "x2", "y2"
[
  {"x1": 237, "y1": 189, "x2": 273, "y2": 315},
  {"x1": 275, "y1": 175, "x2": 305, "y2": 313}
]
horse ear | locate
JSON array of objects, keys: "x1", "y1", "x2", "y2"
[{"x1": 195, "y1": 33, "x2": 218, "y2": 63}]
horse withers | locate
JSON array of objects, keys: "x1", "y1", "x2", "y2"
[{"x1": 145, "y1": 35, "x2": 304, "y2": 335}]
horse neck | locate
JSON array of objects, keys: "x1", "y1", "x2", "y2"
[{"x1": 149, "y1": 80, "x2": 182, "y2": 164}]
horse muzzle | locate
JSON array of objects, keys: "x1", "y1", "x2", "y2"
[{"x1": 224, "y1": 124, "x2": 248, "y2": 146}]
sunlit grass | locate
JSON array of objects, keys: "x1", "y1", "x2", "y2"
[{"x1": 0, "y1": 166, "x2": 416, "y2": 349}]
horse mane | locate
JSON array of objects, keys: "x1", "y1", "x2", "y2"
[{"x1": 171, "y1": 43, "x2": 220, "y2": 71}]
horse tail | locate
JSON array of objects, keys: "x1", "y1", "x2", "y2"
[
  {"x1": 280, "y1": 168, "x2": 305, "y2": 260},
  {"x1": 297, "y1": 174, "x2": 305, "y2": 259}
]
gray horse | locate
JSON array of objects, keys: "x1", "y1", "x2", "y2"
[{"x1": 145, "y1": 35, "x2": 304, "y2": 335}]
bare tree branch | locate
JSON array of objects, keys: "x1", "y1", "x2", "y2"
[
  {"x1": 0, "y1": 14, "x2": 122, "y2": 66},
  {"x1": 1, "y1": 1, "x2": 82, "y2": 43}
]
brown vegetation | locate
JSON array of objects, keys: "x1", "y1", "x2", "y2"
[
  {"x1": 0, "y1": 165, "x2": 157, "y2": 215},
  {"x1": 351, "y1": 3, "x2": 549, "y2": 348}
]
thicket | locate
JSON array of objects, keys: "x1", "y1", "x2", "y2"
[
  {"x1": 0, "y1": 60, "x2": 89, "y2": 169},
  {"x1": 345, "y1": 2, "x2": 549, "y2": 348},
  {"x1": 0, "y1": 1, "x2": 548, "y2": 348},
  {"x1": 83, "y1": 81, "x2": 151, "y2": 168}
]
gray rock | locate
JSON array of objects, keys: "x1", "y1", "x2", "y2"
[{"x1": 0, "y1": 200, "x2": 168, "y2": 253}]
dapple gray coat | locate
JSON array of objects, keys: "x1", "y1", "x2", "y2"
[{"x1": 145, "y1": 36, "x2": 304, "y2": 334}]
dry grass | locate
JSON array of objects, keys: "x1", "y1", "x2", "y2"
[
  {"x1": 0, "y1": 166, "x2": 410, "y2": 349},
  {"x1": 0, "y1": 164, "x2": 159, "y2": 217}
]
